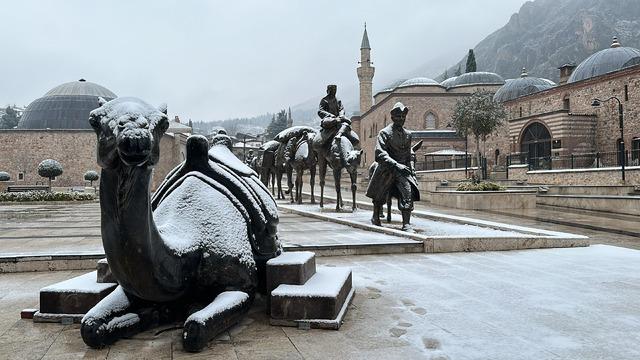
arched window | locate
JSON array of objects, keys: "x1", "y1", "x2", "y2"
[
  {"x1": 520, "y1": 122, "x2": 551, "y2": 169},
  {"x1": 425, "y1": 112, "x2": 436, "y2": 129}
]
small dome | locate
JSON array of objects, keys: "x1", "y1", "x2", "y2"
[
  {"x1": 376, "y1": 79, "x2": 407, "y2": 93},
  {"x1": 397, "y1": 77, "x2": 441, "y2": 88},
  {"x1": 568, "y1": 37, "x2": 640, "y2": 83},
  {"x1": 18, "y1": 79, "x2": 117, "y2": 130},
  {"x1": 445, "y1": 72, "x2": 505, "y2": 88},
  {"x1": 440, "y1": 76, "x2": 458, "y2": 87},
  {"x1": 493, "y1": 68, "x2": 556, "y2": 103}
]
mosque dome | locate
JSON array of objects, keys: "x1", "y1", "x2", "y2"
[
  {"x1": 376, "y1": 79, "x2": 407, "y2": 94},
  {"x1": 397, "y1": 77, "x2": 441, "y2": 88},
  {"x1": 440, "y1": 76, "x2": 458, "y2": 88},
  {"x1": 18, "y1": 79, "x2": 117, "y2": 130},
  {"x1": 493, "y1": 68, "x2": 556, "y2": 103},
  {"x1": 568, "y1": 37, "x2": 640, "y2": 84},
  {"x1": 444, "y1": 72, "x2": 505, "y2": 88}
]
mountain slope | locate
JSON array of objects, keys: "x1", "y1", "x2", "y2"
[{"x1": 442, "y1": 0, "x2": 640, "y2": 81}]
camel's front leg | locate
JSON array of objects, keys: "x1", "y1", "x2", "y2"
[
  {"x1": 183, "y1": 291, "x2": 252, "y2": 352},
  {"x1": 81, "y1": 286, "x2": 142, "y2": 348}
]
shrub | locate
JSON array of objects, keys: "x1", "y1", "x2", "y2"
[
  {"x1": 38, "y1": 159, "x2": 63, "y2": 190},
  {"x1": 456, "y1": 181, "x2": 505, "y2": 191},
  {"x1": 0, "y1": 191, "x2": 95, "y2": 202},
  {"x1": 84, "y1": 170, "x2": 99, "y2": 186},
  {"x1": 0, "y1": 172, "x2": 9, "y2": 181}
]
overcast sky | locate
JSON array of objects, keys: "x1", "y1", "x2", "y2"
[{"x1": 1, "y1": 0, "x2": 527, "y2": 121}]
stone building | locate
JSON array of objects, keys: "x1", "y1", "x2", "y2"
[
  {"x1": 491, "y1": 37, "x2": 640, "y2": 170},
  {"x1": 0, "y1": 79, "x2": 189, "y2": 190},
  {"x1": 354, "y1": 33, "x2": 640, "y2": 175},
  {"x1": 353, "y1": 62, "x2": 505, "y2": 169}
]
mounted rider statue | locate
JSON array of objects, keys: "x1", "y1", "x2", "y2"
[{"x1": 312, "y1": 84, "x2": 359, "y2": 153}]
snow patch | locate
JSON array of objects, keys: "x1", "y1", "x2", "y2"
[
  {"x1": 154, "y1": 176, "x2": 255, "y2": 269},
  {"x1": 41, "y1": 271, "x2": 115, "y2": 294},
  {"x1": 103, "y1": 313, "x2": 140, "y2": 331},
  {"x1": 209, "y1": 144, "x2": 255, "y2": 176},
  {"x1": 82, "y1": 286, "x2": 131, "y2": 323},
  {"x1": 272, "y1": 267, "x2": 350, "y2": 298},
  {"x1": 267, "y1": 251, "x2": 314, "y2": 266},
  {"x1": 186, "y1": 291, "x2": 249, "y2": 325}
]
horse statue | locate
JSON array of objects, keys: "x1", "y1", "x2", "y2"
[
  {"x1": 81, "y1": 97, "x2": 281, "y2": 352},
  {"x1": 315, "y1": 126, "x2": 362, "y2": 211}
]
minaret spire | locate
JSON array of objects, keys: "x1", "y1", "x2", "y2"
[{"x1": 357, "y1": 23, "x2": 375, "y2": 114}]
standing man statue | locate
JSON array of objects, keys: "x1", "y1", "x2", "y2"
[
  {"x1": 312, "y1": 84, "x2": 359, "y2": 152},
  {"x1": 366, "y1": 102, "x2": 420, "y2": 231}
]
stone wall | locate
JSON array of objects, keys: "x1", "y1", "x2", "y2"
[
  {"x1": 0, "y1": 129, "x2": 186, "y2": 190},
  {"x1": 525, "y1": 166, "x2": 640, "y2": 186},
  {"x1": 358, "y1": 84, "x2": 502, "y2": 169}
]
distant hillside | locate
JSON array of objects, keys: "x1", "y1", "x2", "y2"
[{"x1": 441, "y1": 0, "x2": 640, "y2": 81}]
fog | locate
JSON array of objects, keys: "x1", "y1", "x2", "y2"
[{"x1": 0, "y1": 0, "x2": 527, "y2": 121}]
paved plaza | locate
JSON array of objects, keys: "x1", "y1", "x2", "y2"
[
  {"x1": 0, "y1": 246, "x2": 639, "y2": 359},
  {"x1": 0, "y1": 198, "x2": 639, "y2": 359}
]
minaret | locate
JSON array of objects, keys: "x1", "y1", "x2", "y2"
[
  {"x1": 287, "y1": 107, "x2": 293, "y2": 127},
  {"x1": 357, "y1": 23, "x2": 375, "y2": 114}
]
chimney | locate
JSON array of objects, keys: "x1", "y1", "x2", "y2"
[
  {"x1": 174, "y1": 115, "x2": 180, "y2": 123},
  {"x1": 558, "y1": 63, "x2": 576, "y2": 85}
]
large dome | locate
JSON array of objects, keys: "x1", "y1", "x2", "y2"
[
  {"x1": 18, "y1": 79, "x2": 117, "y2": 130},
  {"x1": 397, "y1": 77, "x2": 441, "y2": 88},
  {"x1": 443, "y1": 72, "x2": 505, "y2": 88},
  {"x1": 568, "y1": 37, "x2": 640, "y2": 84},
  {"x1": 493, "y1": 69, "x2": 556, "y2": 103}
]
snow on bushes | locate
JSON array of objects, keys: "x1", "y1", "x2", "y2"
[
  {"x1": 456, "y1": 181, "x2": 505, "y2": 191},
  {"x1": 0, "y1": 191, "x2": 95, "y2": 202}
]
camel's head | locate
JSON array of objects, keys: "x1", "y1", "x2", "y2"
[{"x1": 89, "y1": 97, "x2": 169, "y2": 169}]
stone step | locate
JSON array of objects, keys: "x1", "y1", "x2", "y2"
[
  {"x1": 37, "y1": 271, "x2": 117, "y2": 321},
  {"x1": 270, "y1": 266, "x2": 352, "y2": 324},
  {"x1": 266, "y1": 251, "x2": 316, "y2": 293},
  {"x1": 96, "y1": 258, "x2": 116, "y2": 283}
]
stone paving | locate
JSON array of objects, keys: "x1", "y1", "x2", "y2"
[
  {"x1": 0, "y1": 203, "x2": 415, "y2": 256},
  {"x1": 0, "y1": 245, "x2": 639, "y2": 359}
]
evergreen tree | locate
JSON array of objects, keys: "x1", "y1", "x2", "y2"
[
  {"x1": 265, "y1": 109, "x2": 288, "y2": 139},
  {"x1": 0, "y1": 106, "x2": 20, "y2": 129},
  {"x1": 466, "y1": 49, "x2": 477, "y2": 73},
  {"x1": 454, "y1": 65, "x2": 462, "y2": 77}
]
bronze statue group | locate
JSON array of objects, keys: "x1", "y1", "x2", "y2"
[{"x1": 253, "y1": 85, "x2": 420, "y2": 232}]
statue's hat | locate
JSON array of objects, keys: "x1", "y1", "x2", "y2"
[{"x1": 391, "y1": 102, "x2": 409, "y2": 115}]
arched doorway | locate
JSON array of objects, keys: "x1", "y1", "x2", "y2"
[{"x1": 520, "y1": 122, "x2": 551, "y2": 169}]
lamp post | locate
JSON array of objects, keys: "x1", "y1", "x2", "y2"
[{"x1": 592, "y1": 97, "x2": 625, "y2": 181}]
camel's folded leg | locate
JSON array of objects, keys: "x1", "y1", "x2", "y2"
[
  {"x1": 182, "y1": 291, "x2": 252, "y2": 352},
  {"x1": 81, "y1": 286, "x2": 143, "y2": 348}
]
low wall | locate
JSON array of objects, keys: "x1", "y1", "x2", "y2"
[
  {"x1": 0, "y1": 181, "x2": 14, "y2": 193},
  {"x1": 507, "y1": 165, "x2": 528, "y2": 181},
  {"x1": 537, "y1": 195, "x2": 640, "y2": 216},
  {"x1": 526, "y1": 166, "x2": 640, "y2": 186},
  {"x1": 416, "y1": 167, "x2": 477, "y2": 182},
  {"x1": 431, "y1": 191, "x2": 537, "y2": 210}
]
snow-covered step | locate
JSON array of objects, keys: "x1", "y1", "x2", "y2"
[
  {"x1": 266, "y1": 251, "x2": 316, "y2": 293},
  {"x1": 96, "y1": 258, "x2": 116, "y2": 283},
  {"x1": 270, "y1": 266, "x2": 353, "y2": 329},
  {"x1": 35, "y1": 271, "x2": 117, "y2": 323}
]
